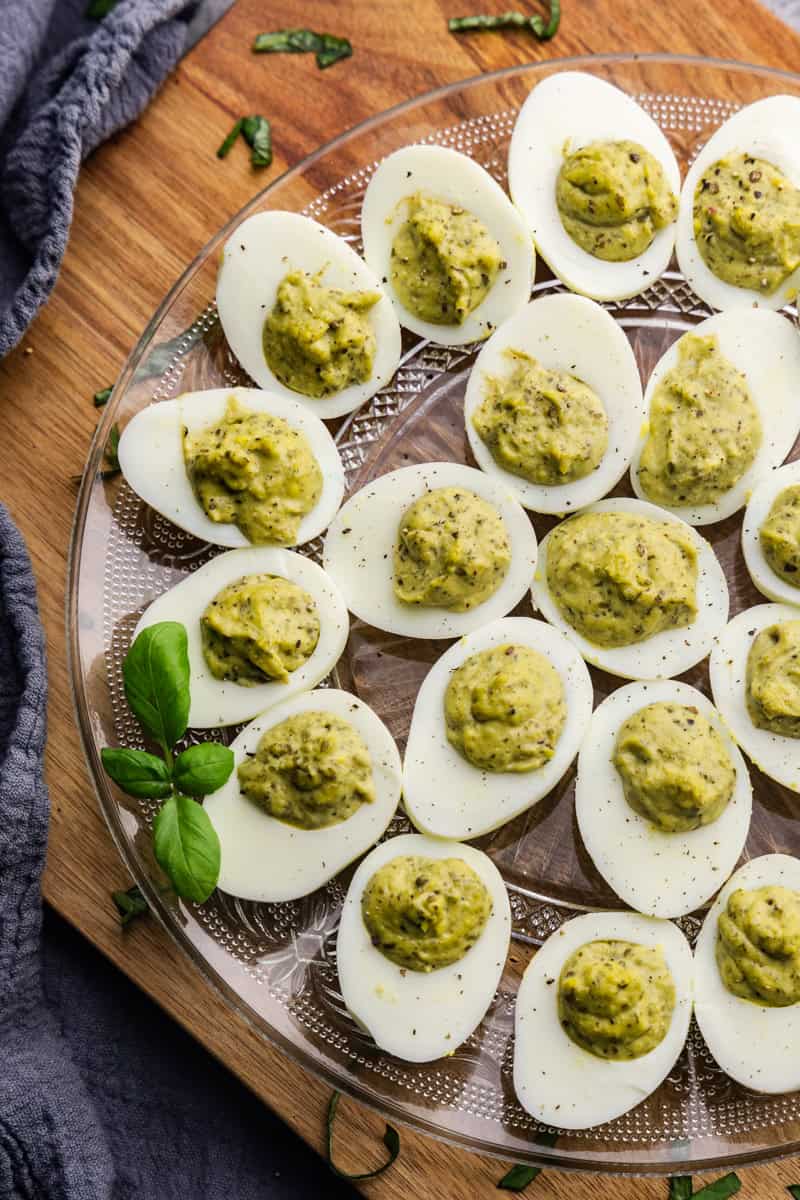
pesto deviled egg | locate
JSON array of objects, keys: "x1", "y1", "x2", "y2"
[
  {"x1": 742, "y1": 460, "x2": 800, "y2": 604},
  {"x1": 532, "y1": 497, "x2": 729, "y2": 680},
  {"x1": 403, "y1": 617, "x2": 592, "y2": 840},
  {"x1": 361, "y1": 144, "x2": 534, "y2": 345},
  {"x1": 630, "y1": 311, "x2": 800, "y2": 526},
  {"x1": 337, "y1": 833, "x2": 511, "y2": 1062},
  {"x1": 133, "y1": 547, "x2": 348, "y2": 727},
  {"x1": 464, "y1": 293, "x2": 644, "y2": 515},
  {"x1": 216, "y1": 212, "x2": 401, "y2": 418},
  {"x1": 118, "y1": 387, "x2": 345, "y2": 548},
  {"x1": 508, "y1": 71, "x2": 680, "y2": 301},
  {"x1": 576, "y1": 680, "x2": 752, "y2": 918},
  {"x1": 323, "y1": 462, "x2": 538, "y2": 638},
  {"x1": 204, "y1": 688, "x2": 401, "y2": 902}
]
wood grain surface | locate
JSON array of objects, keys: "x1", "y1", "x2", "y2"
[{"x1": 4, "y1": 0, "x2": 800, "y2": 1194}]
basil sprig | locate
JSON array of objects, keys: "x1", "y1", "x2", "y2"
[
  {"x1": 326, "y1": 1091, "x2": 400, "y2": 1180},
  {"x1": 102, "y1": 622, "x2": 231, "y2": 904},
  {"x1": 449, "y1": 2, "x2": 561, "y2": 40},
  {"x1": 496, "y1": 1130, "x2": 558, "y2": 1191},
  {"x1": 252, "y1": 29, "x2": 353, "y2": 70},
  {"x1": 669, "y1": 1175, "x2": 741, "y2": 1200}
]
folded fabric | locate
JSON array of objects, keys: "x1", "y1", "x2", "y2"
[{"x1": 0, "y1": 0, "x2": 204, "y2": 358}]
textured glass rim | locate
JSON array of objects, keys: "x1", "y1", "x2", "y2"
[{"x1": 66, "y1": 53, "x2": 800, "y2": 1175}]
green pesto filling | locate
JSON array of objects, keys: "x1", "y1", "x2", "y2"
[{"x1": 717, "y1": 885, "x2": 800, "y2": 1006}]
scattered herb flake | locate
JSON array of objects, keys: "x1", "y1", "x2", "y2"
[
  {"x1": 670, "y1": 1179, "x2": 694, "y2": 1200},
  {"x1": 217, "y1": 118, "x2": 243, "y2": 159},
  {"x1": 326, "y1": 1091, "x2": 400, "y2": 1180},
  {"x1": 449, "y1": 1, "x2": 560, "y2": 40},
  {"x1": 93, "y1": 386, "x2": 112, "y2": 407},
  {"x1": 111, "y1": 884, "x2": 149, "y2": 927},
  {"x1": 252, "y1": 28, "x2": 353, "y2": 68},
  {"x1": 86, "y1": 0, "x2": 118, "y2": 17},
  {"x1": 241, "y1": 115, "x2": 273, "y2": 168},
  {"x1": 691, "y1": 1174, "x2": 742, "y2": 1200}
]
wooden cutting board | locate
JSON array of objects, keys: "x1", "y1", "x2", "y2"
[{"x1": 4, "y1": 0, "x2": 800, "y2": 1193}]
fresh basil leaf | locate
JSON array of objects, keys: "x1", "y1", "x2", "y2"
[
  {"x1": 217, "y1": 118, "x2": 243, "y2": 159},
  {"x1": 102, "y1": 423, "x2": 121, "y2": 479},
  {"x1": 122, "y1": 621, "x2": 190, "y2": 751},
  {"x1": 449, "y1": 2, "x2": 560, "y2": 40},
  {"x1": 101, "y1": 747, "x2": 173, "y2": 799},
  {"x1": 497, "y1": 1164, "x2": 540, "y2": 1191},
  {"x1": 93, "y1": 386, "x2": 112, "y2": 407},
  {"x1": 173, "y1": 743, "x2": 234, "y2": 797},
  {"x1": 253, "y1": 28, "x2": 323, "y2": 53},
  {"x1": 315, "y1": 34, "x2": 353, "y2": 69},
  {"x1": 153, "y1": 794, "x2": 220, "y2": 903},
  {"x1": 326, "y1": 1091, "x2": 400, "y2": 1180},
  {"x1": 692, "y1": 1174, "x2": 741, "y2": 1200},
  {"x1": 241, "y1": 115, "x2": 272, "y2": 168},
  {"x1": 787, "y1": 1187, "x2": 800, "y2": 1200},
  {"x1": 111, "y1": 884, "x2": 149, "y2": 927},
  {"x1": 86, "y1": 0, "x2": 118, "y2": 17},
  {"x1": 669, "y1": 1179, "x2": 693, "y2": 1200}
]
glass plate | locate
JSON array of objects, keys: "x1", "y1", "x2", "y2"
[{"x1": 68, "y1": 54, "x2": 800, "y2": 1174}]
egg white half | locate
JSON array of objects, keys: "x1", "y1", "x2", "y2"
[
  {"x1": 204, "y1": 688, "x2": 401, "y2": 902},
  {"x1": 675, "y1": 96, "x2": 800, "y2": 312},
  {"x1": 216, "y1": 212, "x2": 401, "y2": 418},
  {"x1": 531, "y1": 497, "x2": 729, "y2": 680},
  {"x1": 403, "y1": 617, "x2": 592, "y2": 839},
  {"x1": 742, "y1": 459, "x2": 800, "y2": 605},
  {"x1": 709, "y1": 602, "x2": 800, "y2": 791},
  {"x1": 133, "y1": 547, "x2": 349, "y2": 728},
  {"x1": 508, "y1": 72, "x2": 681, "y2": 302},
  {"x1": 360, "y1": 144, "x2": 534, "y2": 345},
  {"x1": 514, "y1": 910, "x2": 692, "y2": 1129},
  {"x1": 118, "y1": 387, "x2": 345, "y2": 548},
  {"x1": 630, "y1": 311, "x2": 800, "y2": 525},
  {"x1": 464, "y1": 293, "x2": 645, "y2": 514},
  {"x1": 576, "y1": 680, "x2": 752, "y2": 918},
  {"x1": 694, "y1": 852, "x2": 800, "y2": 1093},
  {"x1": 323, "y1": 462, "x2": 538, "y2": 639},
  {"x1": 336, "y1": 832, "x2": 511, "y2": 1062}
]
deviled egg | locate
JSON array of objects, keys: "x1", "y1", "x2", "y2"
[
  {"x1": 204, "y1": 688, "x2": 401, "y2": 902},
  {"x1": 403, "y1": 617, "x2": 592, "y2": 839},
  {"x1": 323, "y1": 462, "x2": 538, "y2": 638},
  {"x1": 337, "y1": 832, "x2": 510, "y2": 1062},
  {"x1": 630, "y1": 311, "x2": 800, "y2": 525},
  {"x1": 709, "y1": 602, "x2": 800, "y2": 790},
  {"x1": 216, "y1": 212, "x2": 401, "y2": 418},
  {"x1": 676, "y1": 96, "x2": 800, "y2": 312},
  {"x1": 133, "y1": 547, "x2": 348, "y2": 727},
  {"x1": 508, "y1": 72, "x2": 680, "y2": 301},
  {"x1": 118, "y1": 387, "x2": 345, "y2": 547},
  {"x1": 360, "y1": 144, "x2": 534, "y2": 345},
  {"x1": 742, "y1": 460, "x2": 800, "y2": 604},
  {"x1": 464, "y1": 293, "x2": 644, "y2": 514},
  {"x1": 694, "y1": 853, "x2": 800, "y2": 1093},
  {"x1": 514, "y1": 911, "x2": 693, "y2": 1129},
  {"x1": 576, "y1": 680, "x2": 752, "y2": 918},
  {"x1": 531, "y1": 497, "x2": 729, "y2": 679}
]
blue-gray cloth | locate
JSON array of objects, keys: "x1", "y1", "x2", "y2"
[
  {"x1": 0, "y1": 0, "x2": 204, "y2": 357},
  {"x1": 0, "y1": 500, "x2": 359, "y2": 1198}
]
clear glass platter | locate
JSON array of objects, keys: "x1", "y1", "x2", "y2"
[{"x1": 68, "y1": 54, "x2": 800, "y2": 1174}]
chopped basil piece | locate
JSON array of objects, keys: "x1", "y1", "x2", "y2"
[
  {"x1": 93, "y1": 386, "x2": 112, "y2": 407},
  {"x1": 787, "y1": 1187, "x2": 800, "y2": 1199},
  {"x1": 326, "y1": 1091, "x2": 400, "y2": 1180},
  {"x1": 691, "y1": 1175, "x2": 741, "y2": 1200},
  {"x1": 496, "y1": 1132, "x2": 558, "y2": 1191},
  {"x1": 670, "y1": 1179, "x2": 694, "y2": 1200},
  {"x1": 449, "y1": 2, "x2": 560, "y2": 40},
  {"x1": 241, "y1": 115, "x2": 272, "y2": 168},
  {"x1": 217, "y1": 119, "x2": 243, "y2": 159},
  {"x1": 86, "y1": 0, "x2": 118, "y2": 18},
  {"x1": 252, "y1": 28, "x2": 353, "y2": 69},
  {"x1": 102, "y1": 423, "x2": 121, "y2": 479},
  {"x1": 111, "y1": 884, "x2": 149, "y2": 927}
]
